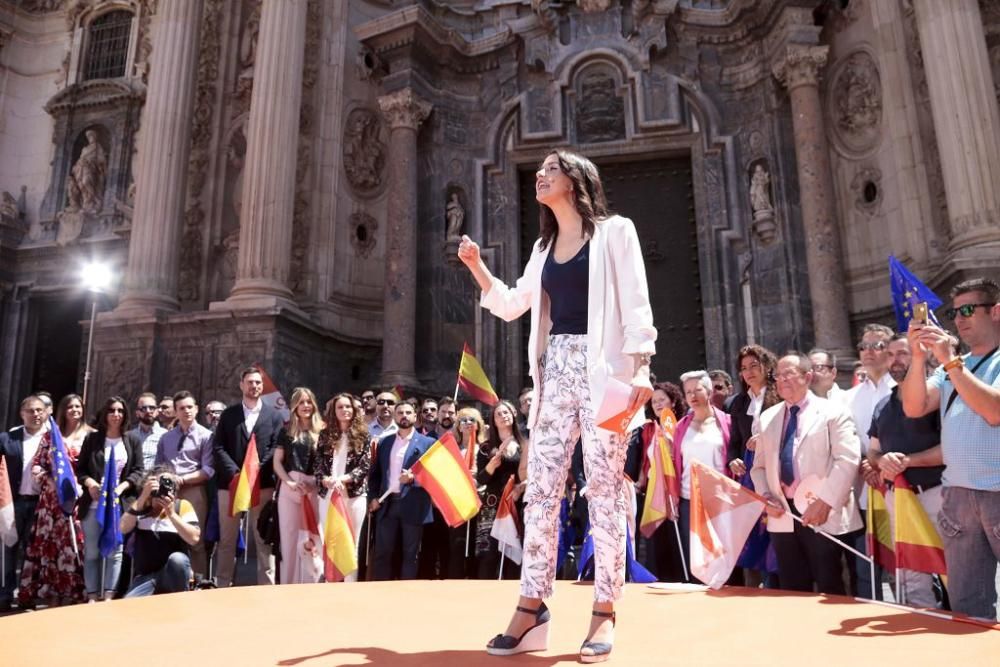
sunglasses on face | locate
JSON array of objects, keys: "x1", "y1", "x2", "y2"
[
  {"x1": 376, "y1": 399, "x2": 395, "y2": 406},
  {"x1": 459, "y1": 418, "x2": 476, "y2": 425},
  {"x1": 138, "y1": 405, "x2": 157, "y2": 412},
  {"x1": 944, "y1": 303, "x2": 995, "y2": 320},
  {"x1": 713, "y1": 385, "x2": 726, "y2": 392},
  {"x1": 108, "y1": 408, "x2": 126, "y2": 414},
  {"x1": 208, "y1": 410, "x2": 223, "y2": 416},
  {"x1": 421, "y1": 407, "x2": 437, "y2": 413},
  {"x1": 159, "y1": 404, "x2": 172, "y2": 410},
  {"x1": 856, "y1": 341, "x2": 887, "y2": 352},
  {"x1": 362, "y1": 395, "x2": 375, "y2": 401},
  {"x1": 812, "y1": 364, "x2": 834, "y2": 373}
]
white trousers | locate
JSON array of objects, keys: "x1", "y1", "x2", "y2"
[{"x1": 521, "y1": 335, "x2": 628, "y2": 602}]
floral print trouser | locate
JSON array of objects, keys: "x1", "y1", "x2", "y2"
[{"x1": 521, "y1": 335, "x2": 628, "y2": 602}]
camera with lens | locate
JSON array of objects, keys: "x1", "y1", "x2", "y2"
[{"x1": 156, "y1": 475, "x2": 176, "y2": 498}]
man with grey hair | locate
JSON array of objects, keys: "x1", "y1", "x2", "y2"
[
  {"x1": 203, "y1": 400, "x2": 226, "y2": 431},
  {"x1": 751, "y1": 352, "x2": 862, "y2": 594},
  {"x1": 808, "y1": 348, "x2": 843, "y2": 401}
]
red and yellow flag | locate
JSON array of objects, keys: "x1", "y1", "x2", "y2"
[
  {"x1": 457, "y1": 343, "x2": 499, "y2": 406},
  {"x1": 866, "y1": 484, "x2": 896, "y2": 571},
  {"x1": 229, "y1": 434, "x2": 261, "y2": 516},
  {"x1": 893, "y1": 476, "x2": 946, "y2": 575},
  {"x1": 411, "y1": 431, "x2": 482, "y2": 527},
  {"x1": 640, "y1": 414, "x2": 681, "y2": 538},
  {"x1": 323, "y1": 492, "x2": 358, "y2": 582}
]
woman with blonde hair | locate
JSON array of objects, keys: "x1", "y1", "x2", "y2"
[
  {"x1": 442, "y1": 405, "x2": 488, "y2": 578},
  {"x1": 313, "y1": 392, "x2": 371, "y2": 582},
  {"x1": 274, "y1": 387, "x2": 323, "y2": 584}
]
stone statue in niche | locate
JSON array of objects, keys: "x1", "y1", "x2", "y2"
[
  {"x1": 749, "y1": 163, "x2": 777, "y2": 245},
  {"x1": 576, "y1": 71, "x2": 625, "y2": 143},
  {"x1": 837, "y1": 54, "x2": 880, "y2": 134},
  {"x1": 445, "y1": 192, "x2": 465, "y2": 240},
  {"x1": 64, "y1": 129, "x2": 107, "y2": 214},
  {"x1": 343, "y1": 109, "x2": 386, "y2": 195}
]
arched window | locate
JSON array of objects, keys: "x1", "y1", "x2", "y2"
[{"x1": 83, "y1": 10, "x2": 133, "y2": 81}]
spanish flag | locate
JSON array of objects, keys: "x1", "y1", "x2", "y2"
[
  {"x1": 457, "y1": 343, "x2": 499, "y2": 406},
  {"x1": 229, "y1": 434, "x2": 261, "y2": 516},
  {"x1": 893, "y1": 476, "x2": 946, "y2": 575},
  {"x1": 323, "y1": 492, "x2": 358, "y2": 582},
  {"x1": 866, "y1": 484, "x2": 896, "y2": 571},
  {"x1": 640, "y1": 413, "x2": 681, "y2": 538},
  {"x1": 411, "y1": 431, "x2": 481, "y2": 527}
]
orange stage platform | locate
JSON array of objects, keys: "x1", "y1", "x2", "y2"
[{"x1": 1, "y1": 581, "x2": 997, "y2": 666}]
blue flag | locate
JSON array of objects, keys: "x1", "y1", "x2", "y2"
[
  {"x1": 889, "y1": 255, "x2": 943, "y2": 331},
  {"x1": 49, "y1": 417, "x2": 80, "y2": 516},
  {"x1": 577, "y1": 521, "x2": 656, "y2": 584},
  {"x1": 96, "y1": 443, "x2": 122, "y2": 558}
]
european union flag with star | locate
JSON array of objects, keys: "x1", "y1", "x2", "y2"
[
  {"x1": 577, "y1": 521, "x2": 656, "y2": 584},
  {"x1": 49, "y1": 417, "x2": 80, "y2": 516},
  {"x1": 96, "y1": 443, "x2": 122, "y2": 558},
  {"x1": 889, "y1": 255, "x2": 943, "y2": 331}
]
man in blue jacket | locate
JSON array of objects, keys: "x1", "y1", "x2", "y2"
[{"x1": 367, "y1": 401, "x2": 435, "y2": 580}]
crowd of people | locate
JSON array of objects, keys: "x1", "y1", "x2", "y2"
[{"x1": 0, "y1": 277, "x2": 998, "y2": 623}]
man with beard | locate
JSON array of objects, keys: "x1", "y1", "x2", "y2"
[
  {"x1": 417, "y1": 398, "x2": 440, "y2": 439},
  {"x1": 367, "y1": 401, "x2": 436, "y2": 580},
  {"x1": 128, "y1": 393, "x2": 167, "y2": 469},
  {"x1": 867, "y1": 334, "x2": 944, "y2": 608},
  {"x1": 437, "y1": 397, "x2": 458, "y2": 441}
]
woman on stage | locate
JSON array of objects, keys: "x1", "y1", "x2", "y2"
[{"x1": 458, "y1": 150, "x2": 655, "y2": 662}]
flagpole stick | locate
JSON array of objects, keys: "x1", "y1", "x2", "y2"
[
  {"x1": 68, "y1": 515, "x2": 79, "y2": 559},
  {"x1": 242, "y1": 514, "x2": 249, "y2": 565},
  {"x1": 498, "y1": 544, "x2": 505, "y2": 581},
  {"x1": 672, "y1": 519, "x2": 689, "y2": 583},
  {"x1": 788, "y1": 513, "x2": 875, "y2": 600},
  {"x1": 465, "y1": 521, "x2": 471, "y2": 558},
  {"x1": 101, "y1": 556, "x2": 106, "y2": 598},
  {"x1": 453, "y1": 377, "x2": 460, "y2": 403},
  {"x1": 895, "y1": 567, "x2": 901, "y2": 605},
  {"x1": 2, "y1": 547, "x2": 5, "y2": 588}
]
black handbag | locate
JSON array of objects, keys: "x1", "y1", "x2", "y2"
[{"x1": 256, "y1": 485, "x2": 280, "y2": 552}]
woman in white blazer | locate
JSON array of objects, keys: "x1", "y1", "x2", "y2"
[{"x1": 459, "y1": 150, "x2": 656, "y2": 663}]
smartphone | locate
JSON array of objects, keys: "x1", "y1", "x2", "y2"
[{"x1": 913, "y1": 301, "x2": 929, "y2": 325}]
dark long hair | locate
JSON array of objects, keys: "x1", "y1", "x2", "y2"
[
  {"x1": 646, "y1": 381, "x2": 686, "y2": 421},
  {"x1": 56, "y1": 393, "x2": 85, "y2": 436},
  {"x1": 92, "y1": 395, "x2": 129, "y2": 434},
  {"x1": 737, "y1": 345, "x2": 781, "y2": 411},
  {"x1": 538, "y1": 150, "x2": 610, "y2": 251},
  {"x1": 486, "y1": 400, "x2": 526, "y2": 453},
  {"x1": 322, "y1": 392, "x2": 369, "y2": 455}
]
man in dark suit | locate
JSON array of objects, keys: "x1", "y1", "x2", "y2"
[
  {"x1": 212, "y1": 367, "x2": 285, "y2": 587},
  {"x1": 367, "y1": 401, "x2": 436, "y2": 580},
  {"x1": 0, "y1": 395, "x2": 47, "y2": 610}
]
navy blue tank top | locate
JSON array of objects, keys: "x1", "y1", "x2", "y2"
[{"x1": 542, "y1": 240, "x2": 589, "y2": 335}]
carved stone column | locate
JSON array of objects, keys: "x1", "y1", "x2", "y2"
[
  {"x1": 773, "y1": 44, "x2": 853, "y2": 357},
  {"x1": 377, "y1": 89, "x2": 431, "y2": 387},
  {"x1": 912, "y1": 0, "x2": 1000, "y2": 249},
  {"x1": 117, "y1": 0, "x2": 203, "y2": 313},
  {"x1": 224, "y1": 0, "x2": 307, "y2": 307}
]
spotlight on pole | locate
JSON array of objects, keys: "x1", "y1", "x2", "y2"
[{"x1": 80, "y1": 261, "x2": 113, "y2": 412}]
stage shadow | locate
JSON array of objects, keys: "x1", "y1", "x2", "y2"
[
  {"x1": 828, "y1": 611, "x2": 992, "y2": 638},
  {"x1": 277, "y1": 647, "x2": 578, "y2": 666}
]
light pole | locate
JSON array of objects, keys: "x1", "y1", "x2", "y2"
[{"x1": 81, "y1": 262, "x2": 112, "y2": 411}]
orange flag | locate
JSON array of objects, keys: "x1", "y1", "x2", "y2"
[
  {"x1": 640, "y1": 418, "x2": 680, "y2": 538},
  {"x1": 323, "y1": 492, "x2": 358, "y2": 582},
  {"x1": 229, "y1": 434, "x2": 261, "y2": 516},
  {"x1": 411, "y1": 432, "x2": 481, "y2": 527},
  {"x1": 893, "y1": 476, "x2": 946, "y2": 575},
  {"x1": 457, "y1": 343, "x2": 499, "y2": 406},
  {"x1": 254, "y1": 363, "x2": 290, "y2": 423},
  {"x1": 866, "y1": 484, "x2": 896, "y2": 571}
]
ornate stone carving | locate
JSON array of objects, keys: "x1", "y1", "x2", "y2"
[
  {"x1": 178, "y1": 205, "x2": 204, "y2": 302},
  {"x1": 850, "y1": 166, "x2": 882, "y2": 216},
  {"x1": 445, "y1": 192, "x2": 465, "y2": 241},
  {"x1": 349, "y1": 211, "x2": 377, "y2": 259},
  {"x1": 342, "y1": 108, "x2": 386, "y2": 195},
  {"x1": 290, "y1": 0, "x2": 321, "y2": 295},
  {"x1": 748, "y1": 162, "x2": 777, "y2": 245},
  {"x1": 578, "y1": 0, "x2": 612, "y2": 11},
  {"x1": 99, "y1": 351, "x2": 145, "y2": 404},
  {"x1": 64, "y1": 128, "x2": 107, "y2": 214},
  {"x1": 575, "y1": 67, "x2": 625, "y2": 144},
  {"x1": 0, "y1": 188, "x2": 28, "y2": 246},
  {"x1": 829, "y1": 50, "x2": 882, "y2": 155},
  {"x1": 824, "y1": 0, "x2": 863, "y2": 33},
  {"x1": 377, "y1": 89, "x2": 432, "y2": 131},
  {"x1": 772, "y1": 44, "x2": 829, "y2": 90},
  {"x1": 19, "y1": 0, "x2": 64, "y2": 13}
]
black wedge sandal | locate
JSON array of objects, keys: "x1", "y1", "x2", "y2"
[
  {"x1": 579, "y1": 609, "x2": 615, "y2": 663},
  {"x1": 486, "y1": 602, "x2": 551, "y2": 656}
]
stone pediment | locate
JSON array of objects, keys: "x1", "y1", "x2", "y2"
[{"x1": 45, "y1": 78, "x2": 145, "y2": 115}]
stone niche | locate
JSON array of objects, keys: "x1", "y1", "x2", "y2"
[{"x1": 38, "y1": 78, "x2": 144, "y2": 246}]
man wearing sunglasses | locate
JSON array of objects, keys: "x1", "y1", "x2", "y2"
[
  {"x1": 416, "y1": 399, "x2": 440, "y2": 439},
  {"x1": 369, "y1": 391, "x2": 398, "y2": 439},
  {"x1": 128, "y1": 392, "x2": 167, "y2": 469},
  {"x1": 901, "y1": 278, "x2": 1000, "y2": 621},
  {"x1": 843, "y1": 323, "x2": 896, "y2": 599}
]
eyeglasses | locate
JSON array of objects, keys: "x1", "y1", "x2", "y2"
[
  {"x1": 138, "y1": 405, "x2": 157, "y2": 412},
  {"x1": 856, "y1": 341, "x2": 887, "y2": 352},
  {"x1": 208, "y1": 410, "x2": 223, "y2": 416},
  {"x1": 459, "y1": 418, "x2": 476, "y2": 425},
  {"x1": 421, "y1": 407, "x2": 437, "y2": 413},
  {"x1": 712, "y1": 385, "x2": 726, "y2": 392},
  {"x1": 811, "y1": 364, "x2": 834, "y2": 373},
  {"x1": 944, "y1": 303, "x2": 995, "y2": 320},
  {"x1": 108, "y1": 408, "x2": 126, "y2": 414},
  {"x1": 376, "y1": 399, "x2": 395, "y2": 406}
]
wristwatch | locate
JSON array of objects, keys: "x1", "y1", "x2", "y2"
[
  {"x1": 943, "y1": 357, "x2": 965, "y2": 373},
  {"x1": 126, "y1": 506, "x2": 145, "y2": 516}
]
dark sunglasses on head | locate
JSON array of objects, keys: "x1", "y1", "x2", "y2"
[
  {"x1": 944, "y1": 303, "x2": 995, "y2": 320},
  {"x1": 856, "y1": 341, "x2": 887, "y2": 352},
  {"x1": 376, "y1": 399, "x2": 395, "y2": 406}
]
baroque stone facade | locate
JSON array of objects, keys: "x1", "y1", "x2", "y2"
[{"x1": 1, "y1": 0, "x2": 1000, "y2": 425}]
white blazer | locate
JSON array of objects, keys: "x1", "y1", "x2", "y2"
[
  {"x1": 480, "y1": 214, "x2": 657, "y2": 432},
  {"x1": 750, "y1": 393, "x2": 863, "y2": 535}
]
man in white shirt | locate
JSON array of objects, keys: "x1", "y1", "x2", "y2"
[
  {"x1": 128, "y1": 392, "x2": 167, "y2": 469},
  {"x1": 842, "y1": 323, "x2": 896, "y2": 599},
  {"x1": 0, "y1": 395, "x2": 48, "y2": 609},
  {"x1": 808, "y1": 348, "x2": 844, "y2": 401},
  {"x1": 368, "y1": 391, "x2": 398, "y2": 439}
]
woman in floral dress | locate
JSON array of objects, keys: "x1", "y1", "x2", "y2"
[{"x1": 17, "y1": 394, "x2": 91, "y2": 607}]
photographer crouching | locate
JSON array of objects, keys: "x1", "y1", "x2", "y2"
[{"x1": 120, "y1": 466, "x2": 201, "y2": 597}]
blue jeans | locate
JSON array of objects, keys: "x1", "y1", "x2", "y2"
[
  {"x1": 82, "y1": 506, "x2": 122, "y2": 596},
  {"x1": 937, "y1": 486, "x2": 1000, "y2": 621},
  {"x1": 1, "y1": 496, "x2": 38, "y2": 604},
  {"x1": 125, "y1": 552, "x2": 191, "y2": 597}
]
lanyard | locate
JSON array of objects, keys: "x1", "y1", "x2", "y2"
[{"x1": 944, "y1": 346, "x2": 999, "y2": 416}]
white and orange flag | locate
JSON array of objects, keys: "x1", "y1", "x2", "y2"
[
  {"x1": 0, "y1": 457, "x2": 16, "y2": 547},
  {"x1": 689, "y1": 462, "x2": 766, "y2": 589},
  {"x1": 490, "y1": 475, "x2": 522, "y2": 565},
  {"x1": 254, "y1": 364, "x2": 290, "y2": 423}
]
